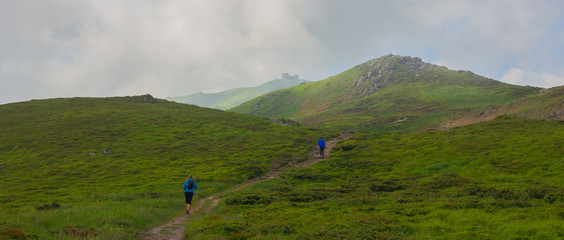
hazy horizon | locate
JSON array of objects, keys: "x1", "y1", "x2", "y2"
[{"x1": 1, "y1": 0, "x2": 564, "y2": 104}]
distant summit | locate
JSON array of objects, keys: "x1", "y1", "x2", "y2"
[
  {"x1": 167, "y1": 74, "x2": 309, "y2": 110},
  {"x1": 231, "y1": 55, "x2": 551, "y2": 132}
]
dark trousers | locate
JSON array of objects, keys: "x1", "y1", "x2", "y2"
[
  {"x1": 184, "y1": 192, "x2": 194, "y2": 204},
  {"x1": 319, "y1": 147, "x2": 325, "y2": 157}
]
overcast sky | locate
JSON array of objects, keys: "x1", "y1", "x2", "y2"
[{"x1": 1, "y1": 0, "x2": 563, "y2": 104}]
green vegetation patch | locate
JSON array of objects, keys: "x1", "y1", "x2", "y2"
[
  {"x1": 0, "y1": 96, "x2": 334, "y2": 239},
  {"x1": 232, "y1": 55, "x2": 545, "y2": 133},
  {"x1": 185, "y1": 117, "x2": 564, "y2": 239}
]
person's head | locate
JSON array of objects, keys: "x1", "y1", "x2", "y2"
[
  {"x1": 189, "y1": 174, "x2": 193, "y2": 179},
  {"x1": 320, "y1": 137, "x2": 323, "y2": 139}
]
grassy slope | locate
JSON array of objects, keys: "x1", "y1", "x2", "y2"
[
  {"x1": 168, "y1": 78, "x2": 309, "y2": 110},
  {"x1": 231, "y1": 56, "x2": 541, "y2": 132},
  {"x1": 185, "y1": 117, "x2": 564, "y2": 239},
  {"x1": 504, "y1": 86, "x2": 564, "y2": 119},
  {"x1": 446, "y1": 86, "x2": 564, "y2": 128},
  {"x1": 0, "y1": 96, "x2": 335, "y2": 239}
]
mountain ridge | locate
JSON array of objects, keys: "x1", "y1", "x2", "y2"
[
  {"x1": 1, "y1": 56, "x2": 562, "y2": 239},
  {"x1": 1, "y1": 92, "x2": 561, "y2": 238},
  {"x1": 231, "y1": 55, "x2": 555, "y2": 132},
  {"x1": 167, "y1": 75, "x2": 309, "y2": 110}
]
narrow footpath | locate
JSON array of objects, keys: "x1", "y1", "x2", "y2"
[{"x1": 139, "y1": 135, "x2": 349, "y2": 240}]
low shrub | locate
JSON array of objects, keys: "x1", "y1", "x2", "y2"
[
  {"x1": 259, "y1": 223, "x2": 294, "y2": 235},
  {"x1": 526, "y1": 185, "x2": 563, "y2": 203},
  {"x1": 287, "y1": 191, "x2": 329, "y2": 202},
  {"x1": 490, "y1": 199, "x2": 531, "y2": 208},
  {"x1": 63, "y1": 225, "x2": 96, "y2": 238},
  {"x1": 35, "y1": 202, "x2": 60, "y2": 210},
  {"x1": 287, "y1": 168, "x2": 330, "y2": 181},
  {"x1": 203, "y1": 222, "x2": 246, "y2": 236},
  {"x1": 0, "y1": 229, "x2": 27, "y2": 240},
  {"x1": 463, "y1": 186, "x2": 522, "y2": 200},
  {"x1": 334, "y1": 144, "x2": 356, "y2": 151},
  {"x1": 371, "y1": 181, "x2": 405, "y2": 193},
  {"x1": 238, "y1": 166, "x2": 266, "y2": 180},
  {"x1": 428, "y1": 174, "x2": 468, "y2": 189},
  {"x1": 225, "y1": 193, "x2": 272, "y2": 205},
  {"x1": 441, "y1": 198, "x2": 485, "y2": 209}
]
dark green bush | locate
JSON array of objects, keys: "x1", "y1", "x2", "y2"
[
  {"x1": 334, "y1": 144, "x2": 356, "y2": 151},
  {"x1": 464, "y1": 186, "x2": 521, "y2": 200},
  {"x1": 238, "y1": 166, "x2": 266, "y2": 180},
  {"x1": 225, "y1": 193, "x2": 272, "y2": 205},
  {"x1": 441, "y1": 198, "x2": 485, "y2": 209},
  {"x1": 429, "y1": 173, "x2": 468, "y2": 189},
  {"x1": 288, "y1": 168, "x2": 330, "y2": 181},
  {"x1": 270, "y1": 184, "x2": 292, "y2": 193},
  {"x1": 490, "y1": 199, "x2": 531, "y2": 208},
  {"x1": 203, "y1": 222, "x2": 246, "y2": 236},
  {"x1": 287, "y1": 191, "x2": 329, "y2": 202},
  {"x1": 370, "y1": 180, "x2": 405, "y2": 192},
  {"x1": 35, "y1": 202, "x2": 60, "y2": 210},
  {"x1": 259, "y1": 223, "x2": 294, "y2": 235},
  {"x1": 526, "y1": 185, "x2": 562, "y2": 203}
]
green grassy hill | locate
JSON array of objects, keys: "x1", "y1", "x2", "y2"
[
  {"x1": 445, "y1": 86, "x2": 564, "y2": 128},
  {"x1": 231, "y1": 55, "x2": 548, "y2": 132},
  {"x1": 168, "y1": 78, "x2": 309, "y2": 110},
  {"x1": 2, "y1": 56, "x2": 562, "y2": 240},
  {"x1": 0, "y1": 95, "x2": 333, "y2": 239},
  {"x1": 185, "y1": 116, "x2": 564, "y2": 239}
]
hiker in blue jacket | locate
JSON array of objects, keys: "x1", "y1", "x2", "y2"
[
  {"x1": 318, "y1": 137, "x2": 326, "y2": 158},
  {"x1": 183, "y1": 175, "x2": 198, "y2": 214}
]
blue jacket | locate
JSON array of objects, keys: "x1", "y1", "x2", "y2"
[
  {"x1": 183, "y1": 179, "x2": 198, "y2": 192},
  {"x1": 318, "y1": 139, "x2": 326, "y2": 148}
]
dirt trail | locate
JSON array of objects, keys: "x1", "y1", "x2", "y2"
[{"x1": 139, "y1": 135, "x2": 349, "y2": 240}]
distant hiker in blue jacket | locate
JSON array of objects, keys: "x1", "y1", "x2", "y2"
[
  {"x1": 318, "y1": 137, "x2": 326, "y2": 158},
  {"x1": 183, "y1": 175, "x2": 198, "y2": 214}
]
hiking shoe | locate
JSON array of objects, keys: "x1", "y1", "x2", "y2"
[{"x1": 186, "y1": 210, "x2": 190, "y2": 215}]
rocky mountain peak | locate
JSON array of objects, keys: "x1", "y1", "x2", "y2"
[
  {"x1": 365, "y1": 54, "x2": 439, "y2": 72},
  {"x1": 354, "y1": 55, "x2": 442, "y2": 97}
]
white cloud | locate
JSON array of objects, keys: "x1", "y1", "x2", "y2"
[
  {"x1": 1, "y1": 0, "x2": 563, "y2": 104},
  {"x1": 501, "y1": 68, "x2": 564, "y2": 88}
]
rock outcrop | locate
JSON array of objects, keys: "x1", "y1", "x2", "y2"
[{"x1": 353, "y1": 55, "x2": 443, "y2": 97}]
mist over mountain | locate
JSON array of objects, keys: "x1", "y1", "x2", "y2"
[
  {"x1": 231, "y1": 55, "x2": 560, "y2": 132},
  {"x1": 167, "y1": 74, "x2": 309, "y2": 110}
]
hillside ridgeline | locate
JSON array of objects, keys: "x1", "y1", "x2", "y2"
[
  {"x1": 231, "y1": 55, "x2": 557, "y2": 132},
  {"x1": 168, "y1": 75, "x2": 309, "y2": 110},
  {"x1": 0, "y1": 95, "x2": 334, "y2": 239}
]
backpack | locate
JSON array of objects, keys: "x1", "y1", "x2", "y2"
[{"x1": 186, "y1": 180, "x2": 194, "y2": 190}]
